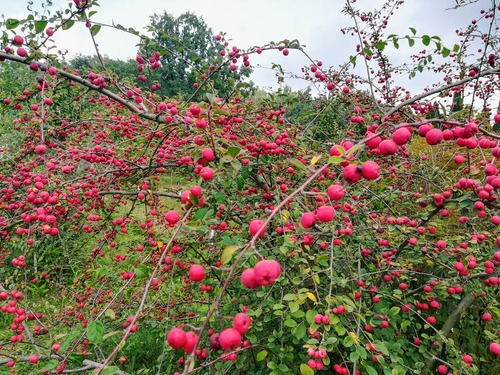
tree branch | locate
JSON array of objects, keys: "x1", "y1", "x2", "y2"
[
  {"x1": 384, "y1": 68, "x2": 500, "y2": 118},
  {"x1": 0, "y1": 52, "x2": 178, "y2": 126}
]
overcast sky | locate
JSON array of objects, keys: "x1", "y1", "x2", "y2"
[{"x1": 1, "y1": 0, "x2": 491, "y2": 94}]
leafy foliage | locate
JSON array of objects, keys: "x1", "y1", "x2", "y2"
[
  {"x1": 141, "y1": 11, "x2": 252, "y2": 100},
  {"x1": 0, "y1": 1, "x2": 499, "y2": 375}
]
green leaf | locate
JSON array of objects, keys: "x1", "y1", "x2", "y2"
[
  {"x1": 195, "y1": 208, "x2": 208, "y2": 220},
  {"x1": 349, "y1": 55, "x2": 357, "y2": 67},
  {"x1": 35, "y1": 20, "x2": 48, "y2": 34},
  {"x1": 62, "y1": 20, "x2": 75, "y2": 30},
  {"x1": 289, "y1": 158, "x2": 307, "y2": 171},
  {"x1": 291, "y1": 310, "x2": 305, "y2": 319},
  {"x1": 407, "y1": 37, "x2": 415, "y2": 47},
  {"x1": 267, "y1": 361, "x2": 278, "y2": 370},
  {"x1": 356, "y1": 345, "x2": 368, "y2": 359},
  {"x1": 221, "y1": 245, "x2": 239, "y2": 265},
  {"x1": 389, "y1": 306, "x2": 401, "y2": 317},
  {"x1": 102, "y1": 330, "x2": 121, "y2": 341},
  {"x1": 409, "y1": 27, "x2": 417, "y2": 35},
  {"x1": 364, "y1": 364, "x2": 378, "y2": 375},
  {"x1": 241, "y1": 167, "x2": 251, "y2": 179},
  {"x1": 68, "y1": 353, "x2": 85, "y2": 366},
  {"x1": 188, "y1": 194, "x2": 199, "y2": 207},
  {"x1": 346, "y1": 143, "x2": 363, "y2": 157},
  {"x1": 305, "y1": 309, "x2": 318, "y2": 324},
  {"x1": 442, "y1": 47, "x2": 450, "y2": 58},
  {"x1": 41, "y1": 360, "x2": 59, "y2": 371},
  {"x1": 453, "y1": 44, "x2": 460, "y2": 52},
  {"x1": 329, "y1": 156, "x2": 343, "y2": 165},
  {"x1": 235, "y1": 177, "x2": 245, "y2": 190},
  {"x1": 376, "y1": 41, "x2": 387, "y2": 52},
  {"x1": 214, "y1": 192, "x2": 226, "y2": 203},
  {"x1": 289, "y1": 301, "x2": 299, "y2": 313},
  {"x1": 376, "y1": 341, "x2": 390, "y2": 356},
  {"x1": 278, "y1": 364, "x2": 289, "y2": 372},
  {"x1": 422, "y1": 35, "x2": 430, "y2": 46},
  {"x1": 335, "y1": 324, "x2": 346, "y2": 336},
  {"x1": 97, "y1": 366, "x2": 121, "y2": 375},
  {"x1": 60, "y1": 330, "x2": 82, "y2": 352},
  {"x1": 300, "y1": 363, "x2": 315, "y2": 375},
  {"x1": 293, "y1": 322, "x2": 307, "y2": 339},
  {"x1": 127, "y1": 27, "x2": 139, "y2": 35},
  {"x1": 90, "y1": 24, "x2": 101, "y2": 36},
  {"x1": 5, "y1": 18, "x2": 19, "y2": 30},
  {"x1": 87, "y1": 320, "x2": 105, "y2": 344},
  {"x1": 134, "y1": 264, "x2": 149, "y2": 278},
  {"x1": 227, "y1": 146, "x2": 241, "y2": 158},
  {"x1": 256, "y1": 350, "x2": 268, "y2": 361}
]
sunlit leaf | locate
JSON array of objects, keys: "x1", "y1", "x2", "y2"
[
  {"x1": 256, "y1": 350, "x2": 268, "y2": 361},
  {"x1": 300, "y1": 363, "x2": 315, "y2": 375},
  {"x1": 348, "y1": 331, "x2": 360, "y2": 344},
  {"x1": 306, "y1": 292, "x2": 317, "y2": 303},
  {"x1": 310, "y1": 155, "x2": 321, "y2": 166}
]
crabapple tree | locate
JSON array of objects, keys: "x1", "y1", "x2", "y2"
[{"x1": 0, "y1": 0, "x2": 499, "y2": 375}]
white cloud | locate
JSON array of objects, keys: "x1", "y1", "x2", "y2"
[{"x1": 2, "y1": 0, "x2": 492, "y2": 94}]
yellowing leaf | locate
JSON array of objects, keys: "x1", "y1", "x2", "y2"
[
  {"x1": 187, "y1": 359, "x2": 195, "y2": 373},
  {"x1": 311, "y1": 155, "x2": 322, "y2": 166},
  {"x1": 306, "y1": 292, "x2": 317, "y2": 303},
  {"x1": 348, "y1": 331, "x2": 360, "y2": 345},
  {"x1": 281, "y1": 209, "x2": 290, "y2": 223},
  {"x1": 221, "y1": 245, "x2": 239, "y2": 265},
  {"x1": 104, "y1": 309, "x2": 116, "y2": 320},
  {"x1": 313, "y1": 274, "x2": 320, "y2": 284},
  {"x1": 157, "y1": 241, "x2": 164, "y2": 249}
]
